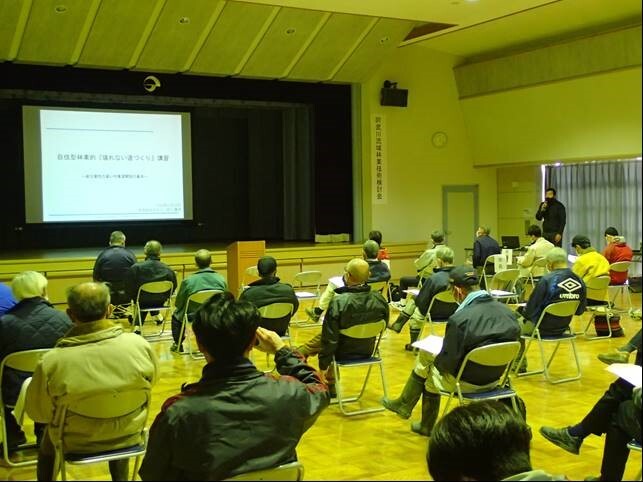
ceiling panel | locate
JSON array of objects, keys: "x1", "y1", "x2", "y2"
[
  {"x1": 136, "y1": 0, "x2": 224, "y2": 72},
  {"x1": 77, "y1": 0, "x2": 161, "y2": 69},
  {"x1": 333, "y1": 18, "x2": 414, "y2": 83},
  {"x1": 189, "y1": 1, "x2": 277, "y2": 76},
  {"x1": 241, "y1": 7, "x2": 327, "y2": 78},
  {"x1": 288, "y1": 13, "x2": 374, "y2": 81},
  {"x1": 0, "y1": 0, "x2": 29, "y2": 60},
  {"x1": 16, "y1": 0, "x2": 97, "y2": 65}
]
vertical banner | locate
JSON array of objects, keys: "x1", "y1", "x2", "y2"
[{"x1": 372, "y1": 114, "x2": 387, "y2": 204}]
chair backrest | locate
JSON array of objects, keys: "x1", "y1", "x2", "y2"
[
  {"x1": 586, "y1": 275, "x2": 611, "y2": 303},
  {"x1": 609, "y1": 261, "x2": 631, "y2": 273},
  {"x1": 293, "y1": 271, "x2": 322, "y2": 287},
  {"x1": 339, "y1": 319, "x2": 387, "y2": 340},
  {"x1": 369, "y1": 281, "x2": 388, "y2": 299},
  {"x1": 0, "y1": 349, "x2": 49, "y2": 408},
  {"x1": 137, "y1": 280, "x2": 174, "y2": 298},
  {"x1": 258, "y1": 303, "x2": 294, "y2": 319},
  {"x1": 489, "y1": 269, "x2": 520, "y2": 292},
  {"x1": 184, "y1": 289, "x2": 223, "y2": 318},
  {"x1": 427, "y1": 289, "x2": 459, "y2": 315},
  {"x1": 225, "y1": 461, "x2": 304, "y2": 481},
  {"x1": 66, "y1": 389, "x2": 149, "y2": 419},
  {"x1": 245, "y1": 266, "x2": 259, "y2": 278},
  {"x1": 454, "y1": 341, "x2": 521, "y2": 387},
  {"x1": 533, "y1": 300, "x2": 580, "y2": 331}
]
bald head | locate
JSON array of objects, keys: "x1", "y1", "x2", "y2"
[
  {"x1": 345, "y1": 258, "x2": 370, "y2": 285},
  {"x1": 144, "y1": 240, "x2": 162, "y2": 258},
  {"x1": 67, "y1": 282, "x2": 111, "y2": 323},
  {"x1": 195, "y1": 249, "x2": 212, "y2": 269}
]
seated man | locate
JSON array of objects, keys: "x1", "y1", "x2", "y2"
[
  {"x1": 125, "y1": 240, "x2": 177, "y2": 329},
  {"x1": 396, "y1": 230, "x2": 445, "y2": 308},
  {"x1": 473, "y1": 226, "x2": 501, "y2": 286},
  {"x1": 602, "y1": 227, "x2": 633, "y2": 285},
  {"x1": 297, "y1": 259, "x2": 390, "y2": 394},
  {"x1": 598, "y1": 329, "x2": 642, "y2": 365},
  {"x1": 305, "y1": 241, "x2": 390, "y2": 322},
  {"x1": 0, "y1": 281, "x2": 16, "y2": 316},
  {"x1": 170, "y1": 249, "x2": 227, "y2": 353},
  {"x1": 540, "y1": 335, "x2": 641, "y2": 481},
  {"x1": 240, "y1": 256, "x2": 299, "y2": 336},
  {"x1": 514, "y1": 248, "x2": 587, "y2": 372},
  {"x1": 428, "y1": 401, "x2": 565, "y2": 481},
  {"x1": 26, "y1": 282, "x2": 158, "y2": 481},
  {"x1": 571, "y1": 235, "x2": 610, "y2": 305},
  {"x1": 0, "y1": 271, "x2": 72, "y2": 450},
  {"x1": 368, "y1": 230, "x2": 390, "y2": 265},
  {"x1": 139, "y1": 292, "x2": 329, "y2": 481},
  {"x1": 516, "y1": 224, "x2": 554, "y2": 279},
  {"x1": 93, "y1": 230, "x2": 137, "y2": 305},
  {"x1": 388, "y1": 246, "x2": 458, "y2": 352},
  {"x1": 384, "y1": 266, "x2": 520, "y2": 436}
]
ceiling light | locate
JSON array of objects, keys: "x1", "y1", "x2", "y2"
[
  {"x1": 379, "y1": 36, "x2": 390, "y2": 45},
  {"x1": 54, "y1": 5, "x2": 67, "y2": 13},
  {"x1": 179, "y1": 16, "x2": 190, "y2": 24},
  {"x1": 285, "y1": 27, "x2": 296, "y2": 35}
]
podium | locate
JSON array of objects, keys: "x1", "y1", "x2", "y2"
[{"x1": 226, "y1": 240, "x2": 266, "y2": 297}]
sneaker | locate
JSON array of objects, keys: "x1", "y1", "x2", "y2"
[
  {"x1": 134, "y1": 329, "x2": 142, "y2": 336},
  {"x1": 170, "y1": 343, "x2": 184, "y2": 353},
  {"x1": 539, "y1": 426, "x2": 582, "y2": 455},
  {"x1": 597, "y1": 350, "x2": 629, "y2": 365},
  {"x1": 305, "y1": 308, "x2": 321, "y2": 322}
]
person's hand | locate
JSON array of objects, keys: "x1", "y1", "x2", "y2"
[
  {"x1": 540, "y1": 201, "x2": 548, "y2": 210},
  {"x1": 554, "y1": 233, "x2": 562, "y2": 243},
  {"x1": 254, "y1": 326, "x2": 286, "y2": 354}
]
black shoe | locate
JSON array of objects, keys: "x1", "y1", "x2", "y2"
[
  {"x1": 328, "y1": 384, "x2": 337, "y2": 399},
  {"x1": 539, "y1": 426, "x2": 582, "y2": 455},
  {"x1": 170, "y1": 343, "x2": 184, "y2": 353},
  {"x1": 0, "y1": 432, "x2": 27, "y2": 453}
]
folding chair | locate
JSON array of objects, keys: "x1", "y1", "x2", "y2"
[
  {"x1": 224, "y1": 460, "x2": 304, "y2": 481},
  {"x1": 178, "y1": 289, "x2": 222, "y2": 359},
  {"x1": 0, "y1": 349, "x2": 50, "y2": 467},
  {"x1": 331, "y1": 320, "x2": 388, "y2": 416},
  {"x1": 482, "y1": 254, "x2": 500, "y2": 289},
  {"x1": 608, "y1": 261, "x2": 633, "y2": 312},
  {"x1": 439, "y1": 341, "x2": 521, "y2": 415},
  {"x1": 487, "y1": 268, "x2": 521, "y2": 303},
  {"x1": 369, "y1": 281, "x2": 389, "y2": 301},
  {"x1": 581, "y1": 275, "x2": 613, "y2": 340},
  {"x1": 105, "y1": 280, "x2": 132, "y2": 320},
  {"x1": 49, "y1": 389, "x2": 150, "y2": 481},
  {"x1": 419, "y1": 290, "x2": 459, "y2": 338},
  {"x1": 527, "y1": 257, "x2": 548, "y2": 287},
  {"x1": 516, "y1": 300, "x2": 581, "y2": 384},
  {"x1": 133, "y1": 280, "x2": 175, "y2": 340},
  {"x1": 291, "y1": 271, "x2": 322, "y2": 326},
  {"x1": 256, "y1": 302, "x2": 295, "y2": 371},
  {"x1": 627, "y1": 440, "x2": 642, "y2": 481}
]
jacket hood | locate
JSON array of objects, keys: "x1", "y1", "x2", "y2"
[{"x1": 55, "y1": 319, "x2": 123, "y2": 347}]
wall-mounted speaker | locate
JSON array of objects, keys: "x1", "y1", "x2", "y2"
[{"x1": 380, "y1": 83, "x2": 408, "y2": 107}]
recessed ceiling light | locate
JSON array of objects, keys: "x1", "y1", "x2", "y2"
[
  {"x1": 179, "y1": 16, "x2": 190, "y2": 24},
  {"x1": 285, "y1": 27, "x2": 296, "y2": 35},
  {"x1": 54, "y1": 5, "x2": 67, "y2": 13},
  {"x1": 379, "y1": 36, "x2": 390, "y2": 45}
]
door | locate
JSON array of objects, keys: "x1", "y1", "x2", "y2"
[{"x1": 443, "y1": 186, "x2": 479, "y2": 265}]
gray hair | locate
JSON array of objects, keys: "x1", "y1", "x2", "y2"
[
  {"x1": 109, "y1": 230, "x2": 126, "y2": 245},
  {"x1": 435, "y1": 245, "x2": 454, "y2": 264},
  {"x1": 11, "y1": 271, "x2": 48, "y2": 301},
  {"x1": 478, "y1": 226, "x2": 491, "y2": 235},
  {"x1": 144, "y1": 240, "x2": 162, "y2": 258},
  {"x1": 67, "y1": 282, "x2": 111, "y2": 323},
  {"x1": 546, "y1": 247, "x2": 568, "y2": 266},
  {"x1": 363, "y1": 239, "x2": 380, "y2": 259}
]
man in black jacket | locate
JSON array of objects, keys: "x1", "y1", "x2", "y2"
[
  {"x1": 0, "y1": 271, "x2": 72, "y2": 450},
  {"x1": 535, "y1": 187, "x2": 566, "y2": 247},
  {"x1": 125, "y1": 240, "x2": 177, "y2": 330},
  {"x1": 139, "y1": 292, "x2": 329, "y2": 481},
  {"x1": 240, "y1": 256, "x2": 299, "y2": 336},
  {"x1": 92, "y1": 230, "x2": 137, "y2": 305},
  {"x1": 387, "y1": 266, "x2": 520, "y2": 437},
  {"x1": 472, "y1": 226, "x2": 501, "y2": 285}
]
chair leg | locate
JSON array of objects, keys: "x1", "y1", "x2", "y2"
[
  {"x1": 583, "y1": 313, "x2": 612, "y2": 340},
  {"x1": 516, "y1": 338, "x2": 544, "y2": 378},
  {"x1": 131, "y1": 455, "x2": 143, "y2": 481}
]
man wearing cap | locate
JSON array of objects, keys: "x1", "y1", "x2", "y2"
[
  {"x1": 571, "y1": 235, "x2": 610, "y2": 284},
  {"x1": 382, "y1": 266, "x2": 520, "y2": 436},
  {"x1": 170, "y1": 249, "x2": 227, "y2": 353},
  {"x1": 513, "y1": 248, "x2": 587, "y2": 373},
  {"x1": 602, "y1": 227, "x2": 633, "y2": 285},
  {"x1": 239, "y1": 256, "x2": 299, "y2": 336}
]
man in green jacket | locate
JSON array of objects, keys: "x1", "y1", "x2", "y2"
[{"x1": 170, "y1": 249, "x2": 227, "y2": 353}]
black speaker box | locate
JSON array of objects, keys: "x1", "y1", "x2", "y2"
[{"x1": 380, "y1": 88, "x2": 408, "y2": 107}]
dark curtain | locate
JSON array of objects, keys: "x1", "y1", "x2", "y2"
[{"x1": 545, "y1": 160, "x2": 642, "y2": 253}]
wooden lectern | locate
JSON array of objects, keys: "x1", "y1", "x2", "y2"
[{"x1": 226, "y1": 240, "x2": 266, "y2": 297}]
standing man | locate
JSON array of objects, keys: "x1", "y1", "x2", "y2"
[
  {"x1": 170, "y1": 249, "x2": 227, "y2": 353},
  {"x1": 93, "y1": 230, "x2": 137, "y2": 305},
  {"x1": 535, "y1": 188, "x2": 566, "y2": 247}
]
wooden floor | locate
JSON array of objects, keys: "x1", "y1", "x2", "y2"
[{"x1": 1, "y1": 294, "x2": 642, "y2": 481}]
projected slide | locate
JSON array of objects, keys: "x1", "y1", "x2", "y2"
[{"x1": 23, "y1": 107, "x2": 193, "y2": 223}]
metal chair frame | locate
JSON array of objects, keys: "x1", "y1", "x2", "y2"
[
  {"x1": 487, "y1": 268, "x2": 521, "y2": 303},
  {"x1": 224, "y1": 460, "x2": 304, "y2": 481},
  {"x1": 580, "y1": 275, "x2": 614, "y2": 340},
  {"x1": 516, "y1": 300, "x2": 582, "y2": 384},
  {"x1": 419, "y1": 290, "x2": 459, "y2": 338},
  {"x1": 178, "y1": 289, "x2": 223, "y2": 359},
  {"x1": 291, "y1": 271, "x2": 322, "y2": 326},
  {"x1": 133, "y1": 280, "x2": 175, "y2": 340},
  {"x1": 331, "y1": 320, "x2": 388, "y2": 416},
  {"x1": 257, "y1": 302, "x2": 295, "y2": 371},
  {"x1": 608, "y1": 261, "x2": 633, "y2": 313}
]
